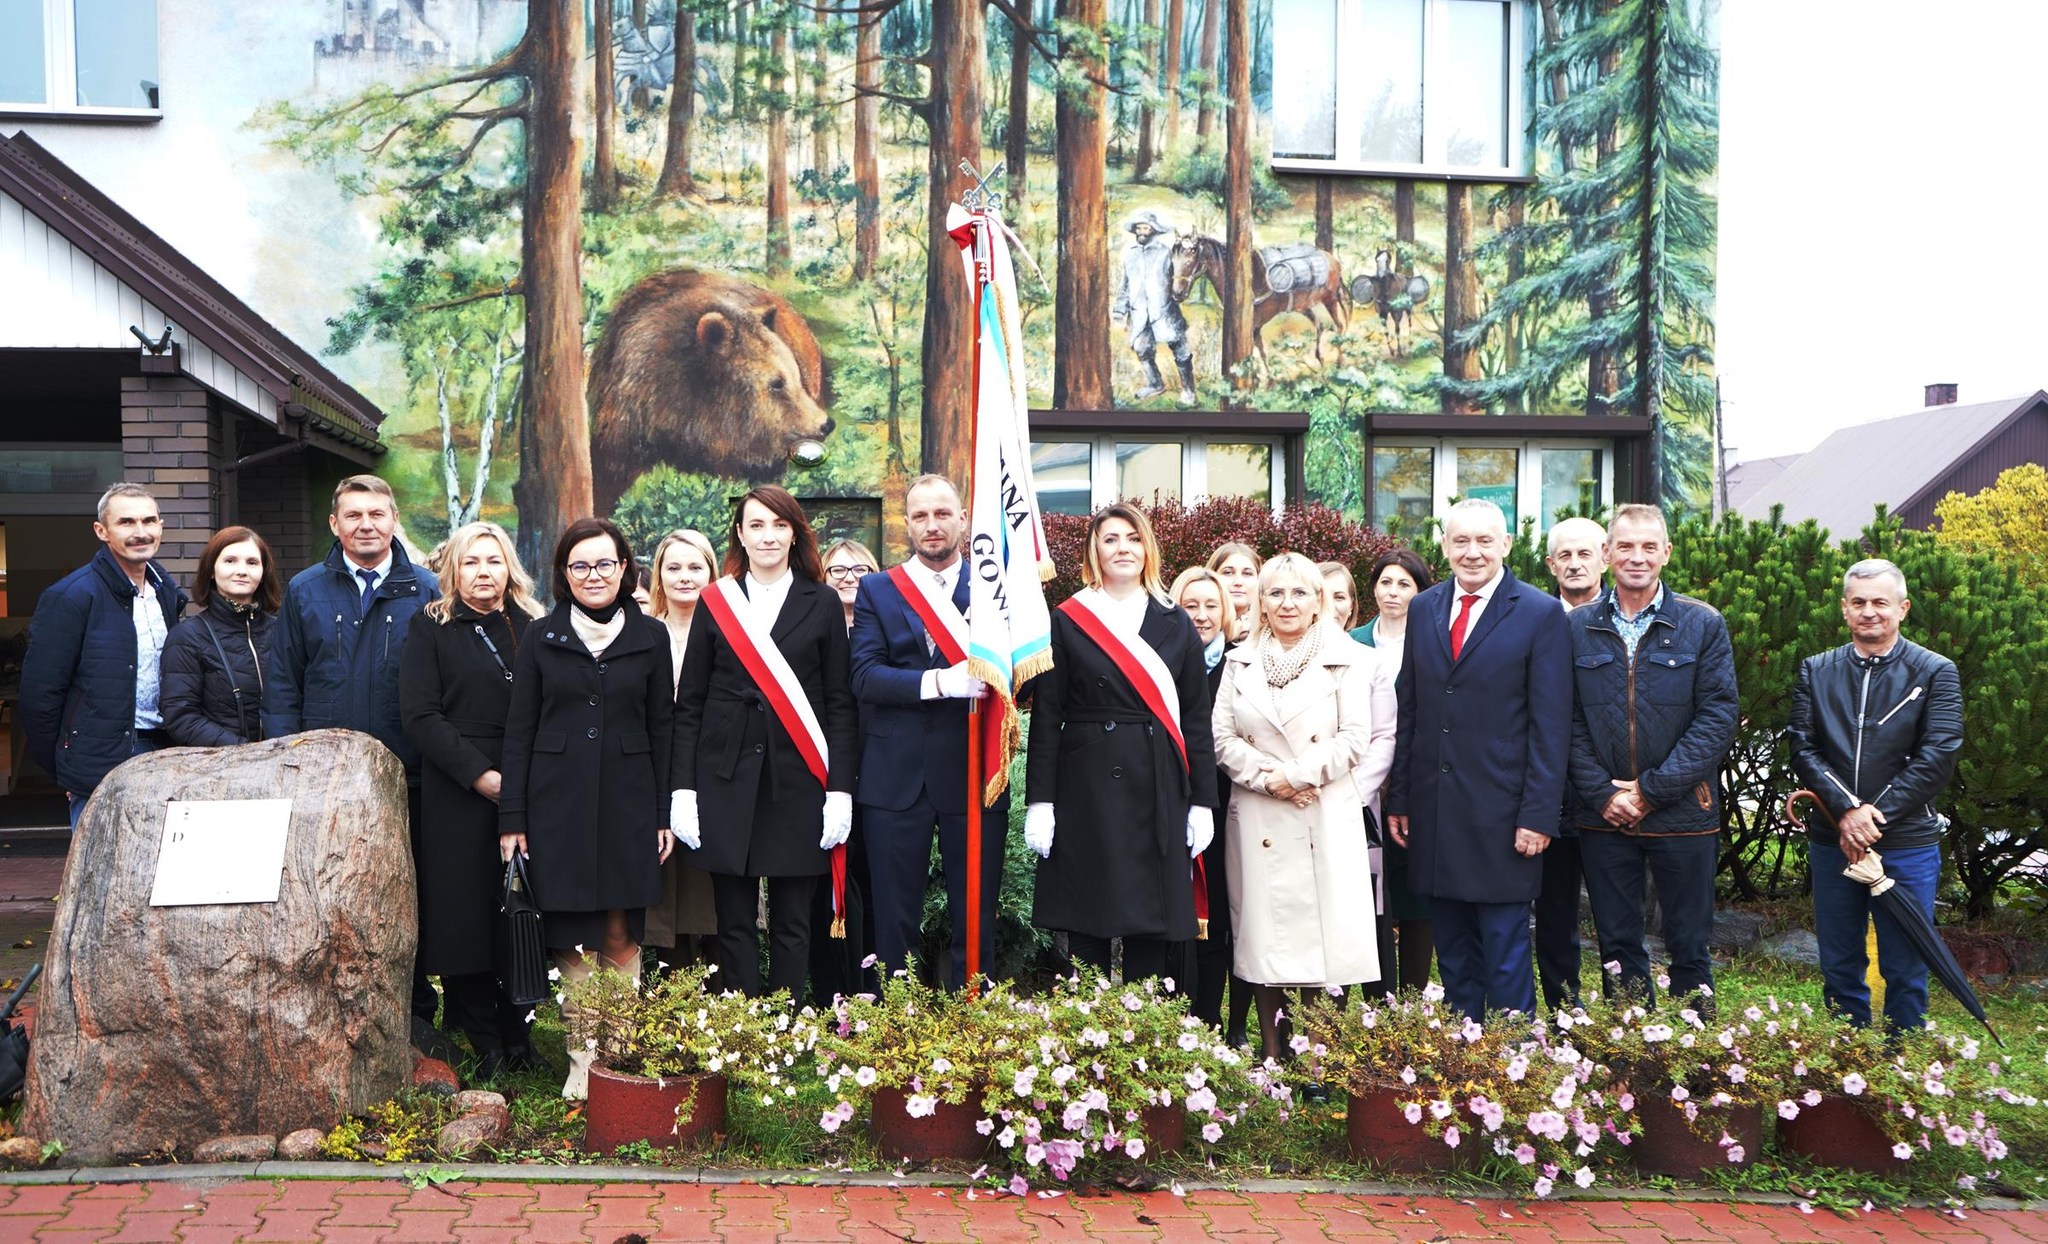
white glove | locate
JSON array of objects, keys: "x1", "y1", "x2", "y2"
[
  {"x1": 1024, "y1": 802, "x2": 1056, "y2": 858},
  {"x1": 935, "y1": 661, "x2": 989, "y2": 700},
  {"x1": 1186, "y1": 805, "x2": 1215, "y2": 857},
  {"x1": 671, "y1": 789, "x2": 701, "y2": 850},
  {"x1": 819, "y1": 790, "x2": 854, "y2": 849}
]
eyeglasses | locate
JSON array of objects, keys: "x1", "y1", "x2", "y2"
[
  {"x1": 1262, "y1": 587, "x2": 1317, "y2": 603},
  {"x1": 824, "y1": 564, "x2": 874, "y2": 581},
  {"x1": 567, "y1": 559, "x2": 622, "y2": 580}
]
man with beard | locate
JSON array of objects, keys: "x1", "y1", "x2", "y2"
[
  {"x1": 848, "y1": 474, "x2": 1007, "y2": 985},
  {"x1": 21, "y1": 483, "x2": 188, "y2": 828}
]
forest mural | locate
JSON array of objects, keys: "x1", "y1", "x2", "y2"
[{"x1": 245, "y1": 0, "x2": 1718, "y2": 565}]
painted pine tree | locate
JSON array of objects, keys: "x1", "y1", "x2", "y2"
[{"x1": 1444, "y1": 0, "x2": 1719, "y2": 512}]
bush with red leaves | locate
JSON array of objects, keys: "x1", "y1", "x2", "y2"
[{"x1": 1042, "y1": 497, "x2": 1403, "y2": 614}]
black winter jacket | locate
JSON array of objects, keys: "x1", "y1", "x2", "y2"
[
  {"x1": 1787, "y1": 638, "x2": 1962, "y2": 851},
  {"x1": 1567, "y1": 589, "x2": 1740, "y2": 835},
  {"x1": 262, "y1": 542, "x2": 438, "y2": 775},
  {"x1": 160, "y1": 598, "x2": 273, "y2": 746},
  {"x1": 18, "y1": 548, "x2": 188, "y2": 794}
]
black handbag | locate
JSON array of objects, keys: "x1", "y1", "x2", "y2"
[{"x1": 496, "y1": 854, "x2": 549, "y2": 1008}]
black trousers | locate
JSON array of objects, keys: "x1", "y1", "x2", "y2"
[
  {"x1": 440, "y1": 972, "x2": 531, "y2": 1056},
  {"x1": 1579, "y1": 828, "x2": 1719, "y2": 1006},
  {"x1": 1533, "y1": 833, "x2": 1583, "y2": 1009},
  {"x1": 712, "y1": 873, "x2": 819, "y2": 999},
  {"x1": 404, "y1": 784, "x2": 438, "y2": 1025},
  {"x1": 863, "y1": 788, "x2": 1009, "y2": 986},
  {"x1": 1068, "y1": 933, "x2": 1179, "y2": 988}
]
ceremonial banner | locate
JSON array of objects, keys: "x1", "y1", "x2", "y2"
[{"x1": 946, "y1": 203, "x2": 1054, "y2": 804}]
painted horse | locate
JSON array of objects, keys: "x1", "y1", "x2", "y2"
[{"x1": 1167, "y1": 233, "x2": 1350, "y2": 369}]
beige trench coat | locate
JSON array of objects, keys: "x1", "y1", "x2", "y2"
[{"x1": 1213, "y1": 629, "x2": 1396, "y2": 987}]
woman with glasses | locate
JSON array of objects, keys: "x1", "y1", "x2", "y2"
[
  {"x1": 1212, "y1": 553, "x2": 1394, "y2": 1060},
  {"x1": 822, "y1": 539, "x2": 878, "y2": 632},
  {"x1": 672, "y1": 486, "x2": 860, "y2": 999},
  {"x1": 401, "y1": 521, "x2": 546, "y2": 1080},
  {"x1": 499, "y1": 517, "x2": 675, "y2": 1096},
  {"x1": 644, "y1": 529, "x2": 722, "y2": 961}
]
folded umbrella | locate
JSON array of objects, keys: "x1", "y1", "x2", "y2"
[{"x1": 1786, "y1": 790, "x2": 2002, "y2": 1046}]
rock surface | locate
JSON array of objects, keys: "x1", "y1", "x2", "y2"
[
  {"x1": 0, "y1": 1136, "x2": 45, "y2": 1168},
  {"x1": 277, "y1": 1128, "x2": 326, "y2": 1161},
  {"x1": 21, "y1": 731, "x2": 417, "y2": 1165},
  {"x1": 412, "y1": 1057, "x2": 460, "y2": 1096},
  {"x1": 452, "y1": 1090, "x2": 507, "y2": 1115},
  {"x1": 436, "y1": 1111, "x2": 506, "y2": 1158},
  {"x1": 193, "y1": 1135, "x2": 277, "y2": 1164},
  {"x1": 1759, "y1": 928, "x2": 1822, "y2": 966},
  {"x1": 1708, "y1": 909, "x2": 1769, "y2": 951}
]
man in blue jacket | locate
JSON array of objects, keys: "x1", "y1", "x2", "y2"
[
  {"x1": 1388, "y1": 498, "x2": 1573, "y2": 1021},
  {"x1": 849, "y1": 474, "x2": 1004, "y2": 986},
  {"x1": 20, "y1": 483, "x2": 188, "y2": 828},
  {"x1": 1567, "y1": 504, "x2": 1739, "y2": 1008},
  {"x1": 263, "y1": 474, "x2": 440, "y2": 1034}
]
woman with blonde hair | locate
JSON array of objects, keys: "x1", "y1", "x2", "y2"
[
  {"x1": 644, "y1": 529, "x2": 722, "y2": 958},
  {"x1": 821, "y1": 537, "x2": 879, "y2": 631},
  {"x1": 1317, "y1": 561, "x2": 1361, "y2": 631},
  {"x1": 1028, "y1": 504, "x2": 1218, "y2": 983},
  {"x1": 1171, "y1": 564, "x2": 1248, "y2": 1033},
  {"x1": 1206, "y1": 542, "x2": 1261, "y2": 640},
  {"x1": 401, "y1": 520, "x2": 545, "y2": 1079},
  {"x1": 1213, "y1": 553, "x2": 1395, "y2": 1059}
]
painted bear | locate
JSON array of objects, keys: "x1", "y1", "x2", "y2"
[{"x1": 589, "y1": 269, "x2": 834, "y2": 514}]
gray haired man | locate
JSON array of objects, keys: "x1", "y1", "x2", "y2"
[{"x1": 1788, "y1": 558, "x2": 1962, "y2": 1032}]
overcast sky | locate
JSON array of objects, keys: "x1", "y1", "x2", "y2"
[{"x1": 1715, "y1": 2, "x2": 2048, "y2": 463}]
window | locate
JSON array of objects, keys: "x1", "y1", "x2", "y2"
[
  {"x1": 1030, "y1": 435, "x2": 1286, "y2": 515},
  {"x1": 1272, "y1": 0, "x2": 1525, "y2": 178},
  {"x1": 0, "y1": 0, "x2": 160, "y2": 115},
  {"x1": 1370, "y1": 437, "x2": 1607, "y2": 533}
]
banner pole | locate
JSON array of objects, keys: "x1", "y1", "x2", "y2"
[{"x1": 962, "y1": 210, "x2": 988, "y2": 997}]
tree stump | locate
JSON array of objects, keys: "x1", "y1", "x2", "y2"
[{"x1": 21, "y1": 730, "x2": 417, "y2": 1163}]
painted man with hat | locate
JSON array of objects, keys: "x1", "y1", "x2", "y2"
[{"x1": 1112, "y1": 209, "x2": 1197, "y2": 407}]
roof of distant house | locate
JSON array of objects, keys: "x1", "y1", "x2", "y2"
[
  {"x1": 1737, "y1": 391, "x2": 2048, "y2": 538},
  {"x1": 1723, "y1": 453, "x2": 1802, "y2": 512}
]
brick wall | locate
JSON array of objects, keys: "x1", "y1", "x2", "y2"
[
  {"x1": 119, "y1": 375, "x2": 220, "y2": 590},
  {"x1": 238, "y1": 451, "x2": 315, "y2": 575}
]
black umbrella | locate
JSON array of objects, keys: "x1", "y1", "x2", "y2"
[
  {"x1": 0, "y1": 963, "x2": 43, "y2": 1105},
  {"x1": 1787, "y1": 791, "x2": 2003, "y2": 1047}
]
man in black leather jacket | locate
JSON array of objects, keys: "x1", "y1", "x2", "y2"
[{"x1": 1787, "y1": 558, "x2": 1963, "y2": 1033}]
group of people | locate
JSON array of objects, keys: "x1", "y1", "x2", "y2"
[{"x1": 17, "y1": 477, "x2": 1964, "y2": 1092}]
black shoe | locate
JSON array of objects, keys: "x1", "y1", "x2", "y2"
[{"x1": 410, "y1": 1015, "x2": 462, "y2": 1064}]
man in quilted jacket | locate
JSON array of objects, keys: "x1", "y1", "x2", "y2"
[{"x1": 1565, "y1": 504, "x2": 1739, "y2": 1008}]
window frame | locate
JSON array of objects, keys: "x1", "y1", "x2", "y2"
[
  {"x1": 0, "y1": 0, "x2": 162, "y2": 120},
  {"x1": 1370, "y1": 435, "x2": 1612, "y2": 533},
  {"x1": 1030, "y1": 433, "x2": 1290, "y2": 516},
  {"x1": 1270, "y1": 0, "x2": 1530, "y2": 181}
]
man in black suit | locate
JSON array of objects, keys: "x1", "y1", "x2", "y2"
[
  {"x1": 849, "y1": 475, "x2": 1008, "y2": 985},
  {"x1": 1387, "y1": 498, "x2": 1573, "y2": 1021}
]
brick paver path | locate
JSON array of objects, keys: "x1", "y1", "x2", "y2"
[{"x1": 2, "y1": 1181, "x2": 2043, "y2": 1242}]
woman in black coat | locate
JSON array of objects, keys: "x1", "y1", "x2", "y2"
[
  {"x1": 160, "y1": 526, "x2": 281, "y2": 746},
  {"x1": 672, "y1": 486, "x2": 858, "y2": 1000},
  {"x1": 499, "y1": 518, "x2": 675, "y2": 1091},
  {"x1": 1025, "y1": 504, "x2": 1218, "y2": 985},
  {"x1": 400, "y1": 520, "x2": 543, "y2": 1078}
]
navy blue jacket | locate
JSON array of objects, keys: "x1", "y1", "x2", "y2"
[
  {"x1": 1566, "y1": 588, "x2": 1740, "y2": 836},
  {"x1": 1386, "y1": 570, "x2": 1573, "y2": 904},
  {"x1": 18, "y1": 548, "x2": 188, "y2": 794},
  {"x1": 262, "y1": 542, "x2": 438, "y2": 775},
  {"x1": 848, "y1": 565, "x2": 983, "y2": 813}
]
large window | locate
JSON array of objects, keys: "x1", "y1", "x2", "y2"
[
  {"x1": 1272, "y1": 0, "x2": 1526, "y2": 178},
  {"x1": 1030, "y1": 435, "x2": 1283, "y2": 515},
  {"x1": 0, "y1": 0, "x2": 160, "y2": 115},
  {"x1": 1370, "y1": 437, "x2": 1607, "y2": 534}
]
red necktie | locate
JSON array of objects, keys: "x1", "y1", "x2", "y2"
[{"x1": 1450, "y1": 593, "x2": 1480, "y2": 661}]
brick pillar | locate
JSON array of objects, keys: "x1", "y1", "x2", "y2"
[
  {"x1": 119, "y1": 375, "x2": 222, "y2": 593},
  {"x1": 238, "y1": 454, "x2": 314, "y2": 575}
]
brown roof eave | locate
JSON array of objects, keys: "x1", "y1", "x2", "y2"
[{"x1": 0, "y1": 132, "x2": 386, "y2": 437}]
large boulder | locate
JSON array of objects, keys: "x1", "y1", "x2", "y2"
[{"x1": 21, "y1": 730, "x2": 416, "y2": 1164}]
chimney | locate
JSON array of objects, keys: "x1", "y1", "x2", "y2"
[{"x1": 1925, "y1": 383, "x2": 1958, "y2": 407}]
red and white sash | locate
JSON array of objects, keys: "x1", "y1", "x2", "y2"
[
  {"x1": 1057, "y1": 591, "x2": 1188, "y2": 774},
  {"x1": 887, "y1": 562, "x2": 968, "y2": 664},
  {"x1": 699, "y1": 577, "x2": 829, "y2": 786}
]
